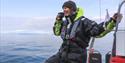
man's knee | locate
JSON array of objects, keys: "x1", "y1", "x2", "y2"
[{"x1": 44, "y1": 53, "x2": 60, "y2": 63}]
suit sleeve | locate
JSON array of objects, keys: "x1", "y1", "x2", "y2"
[
  {"x1": 82, "y1": 18, "x2": 116, "y2": 37},
  {"x1": 96, "y1": 18, "x2": 116, "y2": 38},
  {"x1": 53, "y1": 20, "x2": 63, "y2": 36}
]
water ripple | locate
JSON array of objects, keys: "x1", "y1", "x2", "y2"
[{"x1": 0, "y1": 53, "x2": 46, "y2": 63}]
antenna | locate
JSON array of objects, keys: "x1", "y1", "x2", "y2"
[{"x1": 99, "y1": 0, "x2": 101, "y2": 21}]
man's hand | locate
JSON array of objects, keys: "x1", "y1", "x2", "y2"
[
  {"x1": 112, "y1": 13, "x2": 123, "y2": 22},
  {"x1": 56, "y1": 12, "x2": 64, "y2": 21}
]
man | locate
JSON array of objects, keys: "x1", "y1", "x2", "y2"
[{"x1": 45, "y1": 1, "x2": 122, "y2": 63}]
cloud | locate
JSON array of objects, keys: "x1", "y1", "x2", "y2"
[
  {"x1": 0, "y1": 16, "x2": 55, "y2": 33},
  {"x1": 32, "y1": 16, "x2": 54, "y2": 20},
  {"x1": 1, "y1": 9, "x2": 125, "y2": 32},
  {"x1": 0, "y1": 16, "x2": 54, "y2": 34},
  {"x1": 22, "y1": 16, "x2": 55, "y2": 31}
]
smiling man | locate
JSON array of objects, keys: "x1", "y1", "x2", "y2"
[{"x1": 45, "y1": 1, "x2": 122, "y2": 63}]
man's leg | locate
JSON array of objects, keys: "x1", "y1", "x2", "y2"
[
  {"x1": 67, "y1": 49, "x2": 87, "y2": 63},
  {"x1": 45, "y1": 52, "x2": 61, "y2": 63},
  {"x1": 81, "y1": 50, "x2": 87, "y2": 63}
]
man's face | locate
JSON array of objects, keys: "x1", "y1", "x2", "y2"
[{"x1": 63, "y1": 7, "x2": 73, "y2": 16}]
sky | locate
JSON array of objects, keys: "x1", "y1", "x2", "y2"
[
  {"x1": 0, "y1": 0, "x2": 123, "y2": 17},
  {"x1": 0, "y1": 0, "x2": 125, "y2": 33}
]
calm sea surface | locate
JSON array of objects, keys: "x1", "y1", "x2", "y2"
[{"x1": 0, "y1": 32, "x2": 122, "y2": 63}]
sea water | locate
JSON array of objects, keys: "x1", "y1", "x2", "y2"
[{"x1": 0, "y1": 32, "x2": 119, "y2": 63}]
